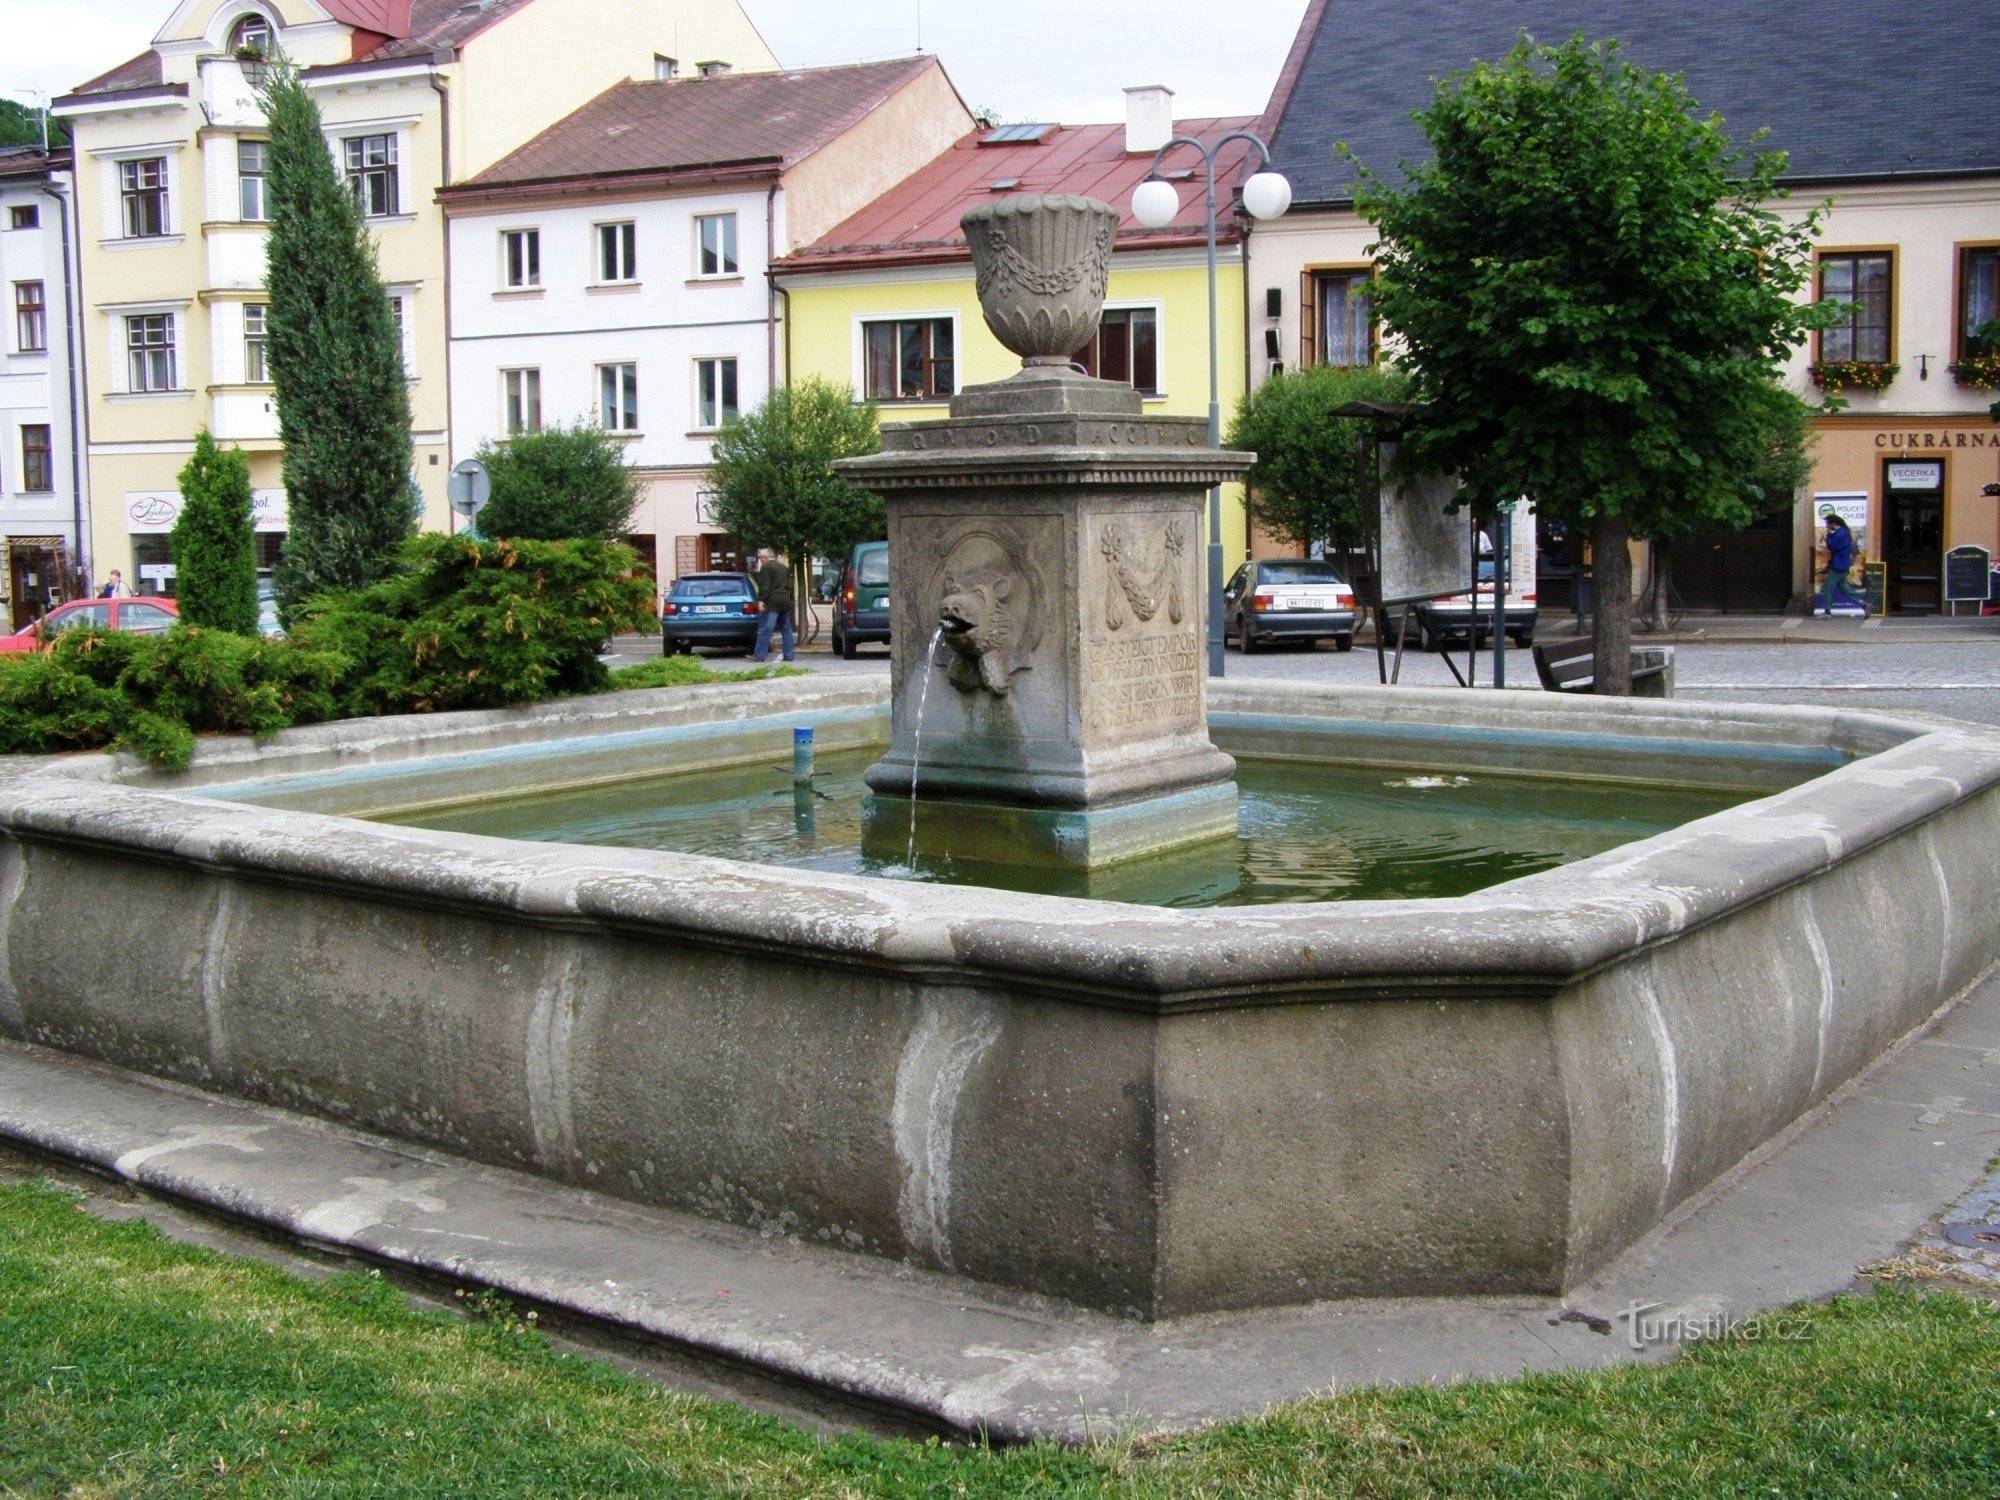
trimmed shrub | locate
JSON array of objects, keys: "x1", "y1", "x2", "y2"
[{"x1": 474, "y1": 420, "x2": 642, "y2": 541}]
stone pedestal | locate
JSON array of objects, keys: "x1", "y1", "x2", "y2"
[{"x1": 838, "y1": 369, "x2": 1253, "y2": 869}]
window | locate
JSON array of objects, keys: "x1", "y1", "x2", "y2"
[
  {"x1": 597, "y1": 362, "x2": 638, "y2": 431},
  {"x1": 863, "y1": 317, "x2": 954, "y2": 402},
  {"x1": 8, "y1": 206, "x2": 36, "y2": 230},
  {"x1": 1310, "y1": 270, "x2": 1373, "y2": 368},
  {"x1": 695, "y1": 213, "x2": 736, "y2": 276},
  {"x1": 120, "y1": 157, "x2": 169, "y2": 238},
  {"x1": 229, "y1": 13, "x2": 270, "y2": 56},
  {"x1": 694, "y1": 356, "x2": 737, "y2": 428},
  {"x1": 597, "y1": 220, "x2": 637, "y2": 283},
  {"x1": 343, "y1": 134, "x2": 398, "y2": 218},
  {"x1": 243, "y1": 303, "x2": 268, "y2": 382},
  {"x1": 20, "y1": 425, "x2": 52, "y2": 492},
  {"x1": 500, "y1": 228, "x2": 540, "y2": 289},
  {"x1": 1071, "y1": 307, "x2": 1158, "y2": 394},
  {"x1": 131, "y1": 536, "x2": 173, "y2": 596},
  {"x1": 45, "y1": 602, "x2": 110, "y2": 636},
  {"x1": 386, "y1": 293, "x2": 410, "y2": 373},
  {"x1": 503, "y1": 368, "x2": 541, "y2": 435},
  {"x1": 14, "y1": 281, "x2": 45, "y2": 353},
  {"x1": 1819, "y1": 252, "x2": 1892, "y2": 364},
  {"x1": 238, "y1": 139, "x2": 267, "y2": 221},
  {"x1": 1959, "y1": 246, "x2": 1999, "y2": 359},
  {"x1": 125, "y1": 313, "x2": 176, "y2": 392},
  {"x1": 120, "y1": 601, "x2": 178, "y2": 633}
]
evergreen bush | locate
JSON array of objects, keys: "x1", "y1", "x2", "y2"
[
  {"x1": 287, "y1": 534, "x2": 657, "y2": 716},
  {"x1": 171, "y1": 430, "x2": 260, "y2": 635}
]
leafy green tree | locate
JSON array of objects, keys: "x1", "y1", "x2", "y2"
[
  {"x1": 170, "y1": 430, "x2": 260, "y2": 635},
  {"x1": 705, "y1": 378, "x2": 881, "y2": 587},
  {"x1": 1226, "y1": 363, "x2": 1413, "y2": 550},
  {"x1": 1355, "y1": 35, "x2": 1833, "y2": 691},
  {"x1": 259, "y1": 58, "x2": 415, "y2": 621},
  {"x1": 0, "y1": 99, "x2": 65, "y2": 150},
  {"x1": 472, "y1": 420, "x2": 641, "y2": 541}
]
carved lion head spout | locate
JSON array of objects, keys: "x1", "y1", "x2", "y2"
[{"x1": 932, "y1": 534, "x2": 1043, "y2": 696}]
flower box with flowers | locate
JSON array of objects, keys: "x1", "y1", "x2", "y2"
[
  {"x1": 1809, "y1": 359, "x2": 1899, "y2": 394},
  {"x1": 1949, "y1": 353, "x2": 2000, "y2": 391}
]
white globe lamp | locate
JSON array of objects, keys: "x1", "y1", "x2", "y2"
[
  {"x1": 1131, "y1": 177, "x2": 1180, "y2": 229},
  {"x1": 1241, "y1": 170, "x2": 1292, "y2": 220}
]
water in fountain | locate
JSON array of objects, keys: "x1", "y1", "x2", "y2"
[{"x1": 906, "y1": 623, "x2": 946, "y2": 869}]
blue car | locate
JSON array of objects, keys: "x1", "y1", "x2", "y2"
[{"x1": 660, "y1": 571, "x2": 763, "y2": 655}]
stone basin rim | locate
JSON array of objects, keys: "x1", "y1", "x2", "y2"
[{"x1": 1, "y1": 677, "x2": 1993, "y2": 1015}]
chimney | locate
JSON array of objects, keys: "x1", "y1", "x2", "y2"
[{"x1": 1124, "y1": 85, "x2": 1173, "y2": 155}]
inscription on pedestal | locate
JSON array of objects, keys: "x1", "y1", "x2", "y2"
[{"x1": 1085, "y1": 515, "x2": 1204, "y2": 742}]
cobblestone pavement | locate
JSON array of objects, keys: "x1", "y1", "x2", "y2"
[{"x1": 617, "y1": 632, "x2": 2000, "y2": 727}]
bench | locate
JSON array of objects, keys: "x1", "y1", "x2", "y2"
[{"x1": 1532, "y1": 638, "x2": 1675, "y2": 698}]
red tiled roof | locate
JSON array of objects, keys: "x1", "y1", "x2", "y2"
[
  {"x1": 319, "y1": 0, "x2": 413, "y2": 37},
  {"x1": 446, "y1": 57, "x2": 941, "y2": 193},
  {"x1": 773, "y1": 116, "x2": 1261, "y2": 274}
]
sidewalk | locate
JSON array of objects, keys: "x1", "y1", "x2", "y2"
[{"x1": 5, "y1": 966, "x2": 1997, "y2": 1442}]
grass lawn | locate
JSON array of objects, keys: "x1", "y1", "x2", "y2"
[
  {"x1": 2, "y1": 1178, "x2": 1995, "y2": 1497},
  {"x1": 604, "y1": 657, "x2": 809, "y2": 692}
]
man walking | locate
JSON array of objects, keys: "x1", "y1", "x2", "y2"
[
  {"x1": 1815, "y1": 512, "x2": 1864, "y2": 616},
  {"x1": 751, "y1": 547, "x2": 796, "y2": 662}
]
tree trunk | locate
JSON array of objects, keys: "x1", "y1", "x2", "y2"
[
  {"x1": 1590, "y1": 511, "x2": 1633, "y2": 695},
  {"x1": 1648, "y1": 539, "x2": 1673, "y2": 632}
]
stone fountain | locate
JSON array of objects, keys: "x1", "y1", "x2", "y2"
[{"x1": 838, "y1": 195, "x2": 1254, "y2": 869}]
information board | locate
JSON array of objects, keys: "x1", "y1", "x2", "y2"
[
  {"x1": 1377, "y1": 446, "x2": 1471, "y2": 605},
  {"x1": 1945, "y1": 545, "x2": 1994, "y2": 602}
]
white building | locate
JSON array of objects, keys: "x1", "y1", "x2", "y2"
[
  {"x1": 0, "y1": 146, "x2": 86, "y2": 624},
  {"x1": 440, "y1": 57, "x2": 971, "y2": 584}
]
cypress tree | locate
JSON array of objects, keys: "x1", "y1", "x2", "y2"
[
  {"x1": 259, "y1": 59, "x2": 415, "y2": 619},
  {"x1": 171, "y1": 429, "x2": 260, "y2": 634}
]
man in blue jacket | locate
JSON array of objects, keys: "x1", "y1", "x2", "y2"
[{"x1": 1816, "y1": 513, "x2": 1863, "y2": 616}]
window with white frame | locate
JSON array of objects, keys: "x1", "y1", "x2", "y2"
[
  {"x1": 14, "y1": 281, "x2": 46, "y2": 353},
  {"x1": 863, "y1": 317, "x2": 954, "y2": 402},
  {"x1": 238, "y1": 139, "x2": 268, "y2": 222},
  {"x1": 120, "y1": 158, "x2": 169, "y2": 238},
  {"x1": 1071, "y1": 306, "x2": 1159, "y2": 394},
  {"x1": 503, "y1": 368, "x2": 542, "y2": 435},
  {"x1": 596, "y1": 221, "x2": 637, "y2": 283},
  {"x1": 500, "y1": 228, "x2": 540, "y2": 290},
  {"x1": 694, "y1": 356, "x2": 737, "y2": 429},
  {"x1": 597, "y1": 362, "x2": 638, "y2": 431},
  {"x1": 126, "y1": 312, "x2": 176, "y2": 392},
  {"x1": 8, "y1": 205, "x2": 38, "y2": 230},
  {"x1": 694, "y1": 213, "x2": 737, "y2": 277},
  {"x1": 343, "y1": 133, "x2": 398, "y2": 218},
  {"x1": 229, "y1": 13, "x2": 271, "y2": 57},
  {"x1": 244, "y1": 303, "x2": 269, "y2": 382}
]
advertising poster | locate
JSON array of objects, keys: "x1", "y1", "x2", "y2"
[{"x1": 1811, "y1": 492, "x2": 1873, "y2": 613}]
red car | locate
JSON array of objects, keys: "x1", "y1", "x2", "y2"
[{"x1": 0, "y1": 596, "x2": 179, "y2": 654}]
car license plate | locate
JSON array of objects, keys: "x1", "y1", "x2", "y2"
[
  {"x1": 1280, "y1": 593, "x2": 1321, "y2": 610},
  {"x1": 694, "y1": 604, "x2": 726, "y2": 614}
]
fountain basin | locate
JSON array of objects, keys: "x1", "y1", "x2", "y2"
[{"x1": 0, "y1": 677, "x2": 1994, "y2": 1318}]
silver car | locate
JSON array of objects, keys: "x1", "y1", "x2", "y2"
[{"x1": 1223, "y1": 559, "x2": 1358, "y2": 652}]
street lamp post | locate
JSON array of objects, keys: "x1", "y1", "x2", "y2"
[{"x1": 1133, "y1": 135, "x2": 1290, "y2": 678}]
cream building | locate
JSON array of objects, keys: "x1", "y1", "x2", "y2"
[
  {"x1": 1249, "y1": 0, "x2": 2000, "y2": 616},
  {"x1": 53, "y1": 0, "x2": 777, "y2": 593}
]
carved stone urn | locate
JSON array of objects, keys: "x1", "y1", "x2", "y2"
[{"x1": 961, "y1": 195, "x2": 1117, "y2": 366}]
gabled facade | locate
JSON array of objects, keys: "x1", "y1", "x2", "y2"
[
  {"x1": 1251, "y1": 0, "x2": 2000, "y2": 613},
  {"x1": 439, "y1": 56, "x2": 971, "y2": 583},
  {"x1": 773, "y1": 93, "x2": 1261, "y2": 576},
  {"x1": 52, "y1": 0, "x2": 777, "y2": 596},
  {"x1": 0, "y1": 148, "x2": 85, "y2": 624}
]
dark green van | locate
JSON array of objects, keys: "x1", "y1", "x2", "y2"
[{"x1": 832, "y1": 541, "x2": 890, "y2": 659}]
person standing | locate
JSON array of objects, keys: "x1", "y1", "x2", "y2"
[
  {"x1": 1815, "y1": 512, "x2": 1863, "y2": 616},
  {"x1": 751, "y1": 547, "x2": 796, "y2": 662},
  {"x1": 97, "y1": 570, "x2": 131, "y2": 599}
]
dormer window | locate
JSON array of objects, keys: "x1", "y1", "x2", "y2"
[{"x1": 230, "y1": 14, "x2": 271, "y2": 58}]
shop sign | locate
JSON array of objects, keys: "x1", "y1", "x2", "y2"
[
  {"x1": 1872, "y1": 430, "x2": 1996, "y2": 449},
  {"x1": 127, "y1": 493, "x2": 180, "y2": 534},
  {"x1": 251, "y1": 488, "x2": 287, "y2": 534},
  {"x1": 1887, "y1": 461, "x2": 1945, "y2": 490}
]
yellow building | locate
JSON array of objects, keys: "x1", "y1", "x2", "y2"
[
  {"x1": 773, "y1": 93, "x2": 1257, "y2": 571},
  {"x1": 52, "y1": 0, "x2": 775, "y2": 593}
]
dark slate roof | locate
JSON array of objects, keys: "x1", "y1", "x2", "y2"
[
  {"x1": 450, "y1": 58, "x2": 940, "y2": 191},
  {"x1": 0, "y1": 147, "x2": 73, "y2": 183},
  {"x1": 1264, "y1": 0, "x2": 2000, "y2": 207},
  {"x1": 59, "y1": 49, "x2": 168, "y2": 101}
]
